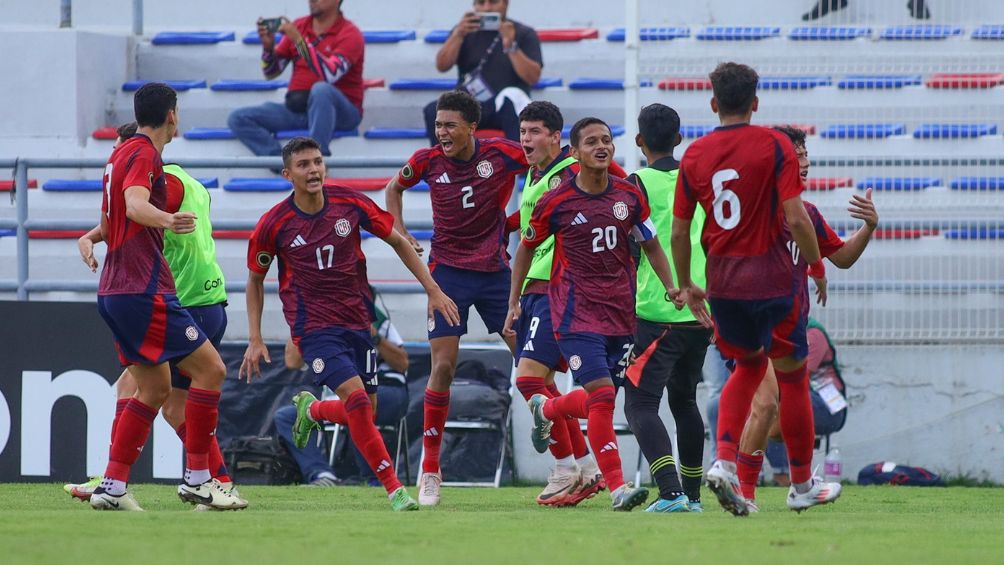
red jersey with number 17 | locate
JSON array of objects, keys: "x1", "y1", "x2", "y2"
[
  {"x1": 674, "y1": 123, "x2": 804, "y2": 300},
  {"x1": 398, "y1": 137, "x2": 528, "y2": 272},
  {"x1": 98, "y1": 134, "x2": 175, "y2": 296}
]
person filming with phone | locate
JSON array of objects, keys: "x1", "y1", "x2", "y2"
[
  {"x1": 423, "y1": 0, "x2": 543, "y2": 145},
  {"x1": 228, "y1": 0, "x2": 365, "y2": 159}
]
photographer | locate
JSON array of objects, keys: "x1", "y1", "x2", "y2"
[
  {"x1": 423, "y1": 0, "x2": 543, "y2": 145},
  {"x1": 228, "y1": 0, "x2": 365, "y2": 158}
]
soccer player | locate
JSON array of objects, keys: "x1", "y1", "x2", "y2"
[
  {"x1": 508, "y1": 117, "x2": 680, "y2": 512},
  {"x1": 90, "y1": 83, "x2": 243, "y2": 511},
  {"x1": 385, "y1": 90, "x2": 527, "y2": 506},
  {"x1": 67, "y1": 122, "x2": 241, "y2": 509},
  {"x1": 622, "y1": 104, "x2": 711, "y2": 513},
  {"x1": 671, "y1": 62, "x2": 837, "y2": 516},
  {"x1": 240, "y1": 136, "x2": 458, "y2": 511},
  {"x1": 736, "y1": 126, "x2": 878, "y2": 507}
]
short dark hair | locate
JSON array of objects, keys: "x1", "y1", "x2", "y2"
[
  {"x1": 436, "y1": 90, "x2": 481, "y2": 125},
  {"x1": 133, "y1": 82, "x2": 177, "y2": 128},
  {"x1": 116, "y1": 122, "x2": 138, "y2": 141},
  {"x1": 709, "y1": 62, "x2": 759, "y2": 116},
  {"x1": 637, "y1": 104, "x2": 681, "y2": 153},
  {"x1": 518, "y1": 101, "x2": 563, "y2": 134},
  {"x1": 282, "y1": 136, "x2": 322, "y2": 166},
  {"x1": 773, "y1": 125, "x2": 807, "y2": 149},
  {"x1": 569, "y1": 117, "x2": 610, "y2": 147}
]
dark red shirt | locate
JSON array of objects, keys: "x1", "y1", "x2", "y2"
[
  {"x1": 399, "y1": 137, "x2": 528, "y2": 272},
  {"x1": 98, "y1": 134, "x2": 175, "y2": 296},
  {"x1": 247, "y1": 186, "x2": 394, "y2": 335},
  {"x1": 789, "y1": 202, "x2": 845, "y2": 318}
]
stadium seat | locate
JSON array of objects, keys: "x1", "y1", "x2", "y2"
[
  {"x1": 195, "y1": 177, "x2": 219, "y2": 188},
  {"x1": 151, "y1": 31, "x2": 236, "y2": 45},
  {"x1": 212, "y1": 230, "x2": 253, "y2": 239},
  {"x1": 362, "y1": 30, "x2": 417, "y2": 43},
  {"x1": 696, "y1": 26, "x2": 781, "y2": 40},
  {"x1": 758, "y1": 76, "x2": 832, "y2": 90},
  {"x1": 423, "y1": 29, "x2": 451, "y2": 43},
  {"x1": 950, "y1": 177, "x2": 1004, "y2": 190},
  {"x1": 361, "y1": 229, "x2": 433, "y2": 240},
  {"x1": 0, "y1": 179, "x2": 38, "y2": 191},
  {"x1": 28, "y1": 230, "x2": 87, "y2": 239},
  {"x1": 806, "y1": 177, "x2": 854, "y2": 190},
  {"x1": 0, "y1": 229, "x2": 15, "y2": 238},
  {"x1": 944, "y1": 228, "x2": 1004, "y2": 240},
  {"x1": 326, "y1": 178, "x2": 391, "y2": 191},
  {"x1": 184, "y1": 128, "x2": 236, "y2": 140},
  {"x1": 856, "y1": 177, "x2": 941, "y2": 190},
  {"x1": 92, "y1": 127, "x2": 119, "y2": 140},
  {"x1": 658, "y1": 77, "x2": 712, "y2": 91},
  {"x1": 819, "y1": 124, "x2": 906, "y2": 139},
  {"x1": 537, "y1": 28, "x2": 599, "y2": 41},
  {"x1": 681, "y1": 125, "x2": 715, "y2": 139},
  {"x1": 242, "y1": 31, "x2": 284, "y2": 45},
  {"x1": 42, "y1": 180, "x2": 102, "y2": 191},
  {"x1": 363, "y1": 78, "x2": 386, "y2": 89},
  {"x1": 210, "y1": 79, "x2": 288, "y2": 91},
  {"x1": 605, "y1": 27, "x2": 690, "y2": 41},
  {"x1": 837, "y1": 75, "x2": 923, "y2": 89},
  {"x1": 880, "y1": 25, "x2": 963, "y2": 40},
  {"x1": 475, "y1": 129, "x2": 505, "y2": 139},
  {"x1": 223, "y1": 178, "x2": 292, "y2": 192},
  {"x1": 122, "y1": 79, "x2": 207, "y2": 92},
  {"x1": 912, "y1": 124, "x2": 998, "y2": 139},
  {"x1": 388, "y1": 77, "x2": 559, "y2": 90},
  {"x1": 560, "y1": 125, "x2": 626, "y2": 137},
  {"x1": 788, "y1": 26, "x2": 871, "y2": 40},
  {"x1": 972, "y1": 25, "x2": 1004, "y2": 40},
  {"x1": 873, "y1": 228, "x2": 939, "y2": 240},
  {"x1": 364, "y1": 128, "x2": 426, "y2": 139},
  {"x1": 275, "y1": 129, "x2": 358, "y2": 139},
  {"x1": 568, "y1": 78, "x2": 653, "y2": 90},
  {"x1": 925, "y1": 73, "x2": 1004, "y2": 88},
  {"x1": 533, "y1": 77, "x2": 563, "y2": 88}
]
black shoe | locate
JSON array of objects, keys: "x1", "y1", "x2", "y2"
[
  {"x1": 802, "y1": 0, "x2": 848, "y2": 21},
  {"x1": 907, "y1": 0, "x2": 930, "y2": 19}
]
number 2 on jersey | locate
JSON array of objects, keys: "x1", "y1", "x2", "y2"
[
  {"x1": 711, "y1": 169, "x2": 741, "y2": 230},
  {"x1": 461, "y1": 185, "x2": 474, "y2": 209}
]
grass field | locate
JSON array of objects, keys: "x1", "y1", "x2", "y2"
[{"x1": 2, "y1": 484, "x2": 1002, "y2": 564}]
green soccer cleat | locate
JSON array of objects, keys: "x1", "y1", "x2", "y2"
[
  {"x1": 527, "y1": 394, "x2": 553, "y2": 454},
  {"x1": 611, "y1": 482, "x2": 649, "y2": 512},
  {"x1": 64, "y1": 476, "x2": 103, "y2": 501},
  {"x1": 390, "y1": 487, "x2": 419, "y2": 512},
  {"x1": 291, "y1": 391, "x2": 320, "y2": 449}
]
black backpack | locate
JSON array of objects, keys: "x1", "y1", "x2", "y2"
[{"x1": 221, "y1": 436, "x2": 302, "y2": 485}]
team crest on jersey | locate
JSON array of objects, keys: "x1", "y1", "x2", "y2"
[
  {"x1": 334, "y1": 218, "x2": 352, "y2": 237},
  {"x1": 184, "y1": 326, "x2": 199, "y2": 341},
  {"x1": 401, "y1": 164, "x2": 414, "y2": 180},
  {"x1": 548, "y1": 176, "x2": 562, "y2": 190},
  {"x1": 569, "y1": 355, "x2": 583, "y2": 371},
  {"x1": 312, "y1": 358, "x2": 325, "y2": 374},
  {"x1": 427, "y1": 317, "x2": 436, "y2": 332},
  {"x1": 256, "y1": 252, "x2": 273, "y2": 268},
  {"x1": 612, "y1": 201, "x2": 629, "y2": 220},
  {"x1": 477, "y1": 160, "x2": 494, "y2": 178}
]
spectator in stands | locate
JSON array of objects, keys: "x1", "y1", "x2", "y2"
[
  {"x1": 424, "y1": 0, "x2": 543, "y2": 145},
  {"x1": 802, "y1": 0, "x2": 930, "y2": 21},
  {"x1": 273, "y1": 292, "x2": 410, "y2": 486},
  {"x1": 228, "y1": 0, "x2": 365, "y2": 158}
]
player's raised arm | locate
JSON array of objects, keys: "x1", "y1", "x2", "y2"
[
  {"x1": 240, "y1": 269, "x2": 271, "y2": 382},
  {"x1": 124, "y1": 185, "x2": 196, "y2": 234},
  {"x1": 383, "y1": 229, "x2": 459, "y2": 327},
  {"x1": 829, "y1": 187, "x2": 878, "y2": 268}
]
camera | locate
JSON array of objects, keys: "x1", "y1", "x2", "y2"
[
  {"x1": 477, "y1": 12, "x2": 501, "y2": 31},
  {"x1": 261, "y1": 17, "x2": 283, "y2": 34}
]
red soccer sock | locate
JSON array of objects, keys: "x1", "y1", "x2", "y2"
[
  {"x1": 422, "y1": 389, "x2": 450, "y2": 474},
  {"x1": 716, "y1": 354, "x2": 769, "y2": 464},
  {"x1": 737, "y1": 450, "x2": 764, "y2": 500},
  {"x1": 184, "y1": 388, "x2": 221, "y2": 473},
  {"x1": 775, "y1": 365, "x2": 815, "y2": 484},
  {"x1": 310, "y1": 399, "x2": 348, "y2": 425},
  {"x1": 110, "y1": 398, "x2": 129, "y2": 444},
  {"x1": 543, "y1": 388, "x2": 588, "y2": 420},
  {"x1": 210, "y1": 437, "x2": 230, "y2": 482},
  {"x1": 585, "y1": 386, "x2": 625, "y2": 492},
  {"x1": 516, "y1": 376, "x2": 571, "y2": 459},
  {"x1": 344, "y1": 389, "x2": 402, "y2": 494},
  {"x1": 104, "y1": 398, "x2": 157, "y2": 482},
  {"x1": 548, "y1": 383, "x2": 589, "y2": 458}
]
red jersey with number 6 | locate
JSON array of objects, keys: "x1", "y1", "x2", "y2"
[
  {"x1": 247, "y1": 185, "x2": 394, "y2": 335},
  {"x1": 398, "y1": 137, "x2": 528, "y2": 272},
  {"x1": 674, "y1": 123, "x2": 804, "y2": 300}
]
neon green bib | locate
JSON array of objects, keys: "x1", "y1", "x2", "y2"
[
  {"x1": 520, "y1": 155, "x2": 577, "y2": 291},
  {"x1": 162, "y1": 164, "x2": 227, "y2": 307}
]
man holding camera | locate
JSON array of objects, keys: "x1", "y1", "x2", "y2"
[
  {"x1": 228, "y1": 0, "x2": 365, "y2": 158},
  {"x1": 424, "y1": 0, "x2": 543, "y2": 145}
]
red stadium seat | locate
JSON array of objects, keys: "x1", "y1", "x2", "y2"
[
  {"x1": 92, "y1": 127, "x2": 118, "y2": 140},
  {"x1": 0, "y1": 179, "x2": 38, "y2": 191},
  {"x1": 325, "y1": 177, "x2": 391, "y2": 191},
  {"x1": 806, "y1": 177, "x2": 854, "y2": 190},
  {"x1": 212, "y1": 230, "x2": 254, "y2": 239},
  {"x1": 537, "y1": 28, "x2": 599, "y2": 42},
  {"x1": 658, "y1": 77, "x2": 712, "y2": 90},
  {"x1": 925, "y1": 73, "x2": 1004, "y2": 89},
  {"x1": 873, "y1": 228, "x2": 939, "y2": 240},
  {"x1": 363, "y1": 78, "x2": 386, "y2": 89},
  {"x1": 29, "y1": 230, "x2": 87, "y2": 239},
  {"x1": 475, "y1": 129, "x2": 505, "y2": 139}
]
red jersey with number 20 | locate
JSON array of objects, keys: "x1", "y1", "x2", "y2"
[
  {"x1": 523, "y1": 176, "x2": 656, "y2": 336},
  {"x1": 398, "y1": 137, "x2": 528, "y2": 272},
  {"x1": 674, "y1": 124, "x2": 804, "y2": 300},
  {"x1": 247, "y1": 186, "x2": 394, "y2": 335},
  {"x1": 98, "y1": 134, "x2": 175, "y2": 296},
  {"x1": 789, "y1": 202, "x2": 845, "y2": 318}
]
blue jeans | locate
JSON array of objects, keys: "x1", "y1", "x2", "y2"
[
  {"x1": 228, "y1": 81, "x2": 362, "y2": 156},
  {"x1": 704, "y1": 344, "x2": 732, "y2": 458}
]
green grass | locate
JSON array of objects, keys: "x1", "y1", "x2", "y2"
[{"x1": 3, "y1": 484, "x2": 1002, "y2": 564}]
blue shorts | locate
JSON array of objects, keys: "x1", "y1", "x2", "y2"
[
  {"x1": 298, "y1": 327, "x2": 378, "y2": 394},
  {"x1": 170, "y1": 302, "x2": 228, "y2": 390},
  {"x1": 428, "y1": 264, "x2": 511, "y2": 339},
  {"x1": 708, "y1": 295, "x2": 797, "y2": 360},
  {"x1": 98, "y1": 293, "x2": 207, "y2": 367},
  {"x1": 556, "y1": 332, "x2": 634, "y2": 386},
  {"x1": 515, "y1": 293, "x2": 566, "y2": 371}
]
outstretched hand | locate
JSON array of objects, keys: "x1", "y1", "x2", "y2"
[{"x1": 849, "y1": 187, "x2": 878, "y2": 229}]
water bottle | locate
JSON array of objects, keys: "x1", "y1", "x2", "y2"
[{"x1": 824, "y1": 445, "x2": 842, "y2": 483}]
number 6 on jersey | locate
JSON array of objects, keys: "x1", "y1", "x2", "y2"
[{"x1": 712, "y1": 168, "x2": 740, "y2": 230}]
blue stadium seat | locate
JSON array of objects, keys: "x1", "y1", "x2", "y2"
[
  {"x1": 361, "y1": 229, "x2": 433, "y2": 240},
  {"x1": 972, "y1": 25, "x2": 1004, "y2": 40},
  {"x1": 944, "y1": 228, "x2": 1004, "y2": 240},
  {"x1": 913, "y1": 124, "x2": 998, "y2": 139},
  {"x1": 211, "y1": 79, "x2": 288, "y2": 91},
  {"x1": 364, "y1": 128, "x2": 426, "y2": 139},
  {"x1": 856, "y1": 177, "x2": 941, "y2": 191},
  {"x1": 388, "y1": 78, "x2": 455, "y2": 91},
  {"x1": 568, "y1": 78, "x2": 653, "y2": 90},
  {"x1": 950, "y1": 177, "x2": 1004, "y2": 190},
  {"x1": 534, "y1": 77, "x2": 563, "y2": 88},
  {"x1": 196, "y1": 178, "x2": 219, "y2": 189},
  {"x1": 788, "y1": 26, "x2": 871, "y2": 40},
  {"x1": 224, "y1": 178, "x2": 292, "y2": 192},
  {"x1": 363, "y1": 30, "x2": 417, "y2": 43},
  {"x1": 0, "y1": 229, "x2": 15, "y2": 238},
  {"x1": 880, "y1": 25, "x2": 963, "y2": 40},
  {"x1": 424, "y1": 29, "x2": 451, "y2": 43},
  {"x1": 758, "y1": 76, "x2": 832, "y2": 90},
  {"x1": 122, "y1": 80, "x2": 207, "y2": 92},
  {"x1": 560, "y1": 125, "x2": 626, "y2": 137},
  {"x1": 408, "y1": 182, "x2": 431, "y2": 192},
  {"x1": 605, "y1": 27, "x2": 690, "y2": 41},
  {"x1": 681, "y1": 125, "x2": 715, "y2": 138},
  {"x1": 819, "y1": 124, "x2": 906, "y2": 139},
  {"x1": 696, "y1": 26, "x2": 780, "y2": 40},
  {"x1": 42, "y1": 180, "x2": 102, "y2": 191},
  {"x1": 151, "y1": 32, "x2": 236, "y2": 45},
  {"x1": 837, "y1": 75, "x2": 923, "y2": 89},
  {"x1": 243, "y1": 31, "x2": 284, "y2": 45},
  {"x1": 276, "y1": 129, "x2": 358, "y2": 139},
  {"x1": 184, "y1": 128, "x2": 235, "y2": 140}
]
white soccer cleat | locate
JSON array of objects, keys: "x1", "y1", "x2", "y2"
[
  {"x1": 706, "y1": 460, "x2": 750, "y2": 517},
  {"x1": 178, "y1": 478, "x2": 248, "y2": 511},
  {"x1": 536, "y1": 466, "x2": 581, "y2": 506},
  {"x1": 787, "y1": 477, "x2": 842, "y2": 513},
  {"x1": 418, "y1": 471, "x2": 442, "y2": 507},
  {"x1": 89, "y1": 488, "x2": 144, "y2": 511},
  {"x1": 194, "y1": 482, "x2": 247, "y2": 511}
]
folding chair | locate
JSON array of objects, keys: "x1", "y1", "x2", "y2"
[{"x1": 325, "y1": 416, "x2": 412, "y2": 485}]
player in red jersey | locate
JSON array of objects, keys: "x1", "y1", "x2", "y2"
[
  {"x1": 385, "y1": 90, "x2": 528, "y2": 506},
  {"x1": 506, "y1": 117, "x2": 681, "y2": 512},
  {"x1": 91, "y1": 83, "x2": 244, "y2": 511},
  {"x1": 240, "y1": 137, "x2": 458, "y2": 511},
  {"x1": 671, "y1": 62, "x2": 833, "y2": 516}
]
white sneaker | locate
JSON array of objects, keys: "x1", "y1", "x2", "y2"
[
  {"x1": 787, "y1": 477, "x2": 842, "y2": 513},
  {"x1": 89, "y1": 488, "x2": 144, "y2": 511},
  {"x1": 418, "y1": 472, "x2": 442, "y2": 507},
  {"x1": 178, "y1": 478, "x2": 248, "y2": 511},
  {"x1": 536, "y1": 467, "x2": 581, "y2": 506},
  {"x1": 706, "y1": 460, "x2": 750, "y2": 517},
  {"x1": 194, "y1": 482, "x2": 247, "y2": 511},
  {"x1": 746, "y1": 499, "x2": 760, "y2": 513}
]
